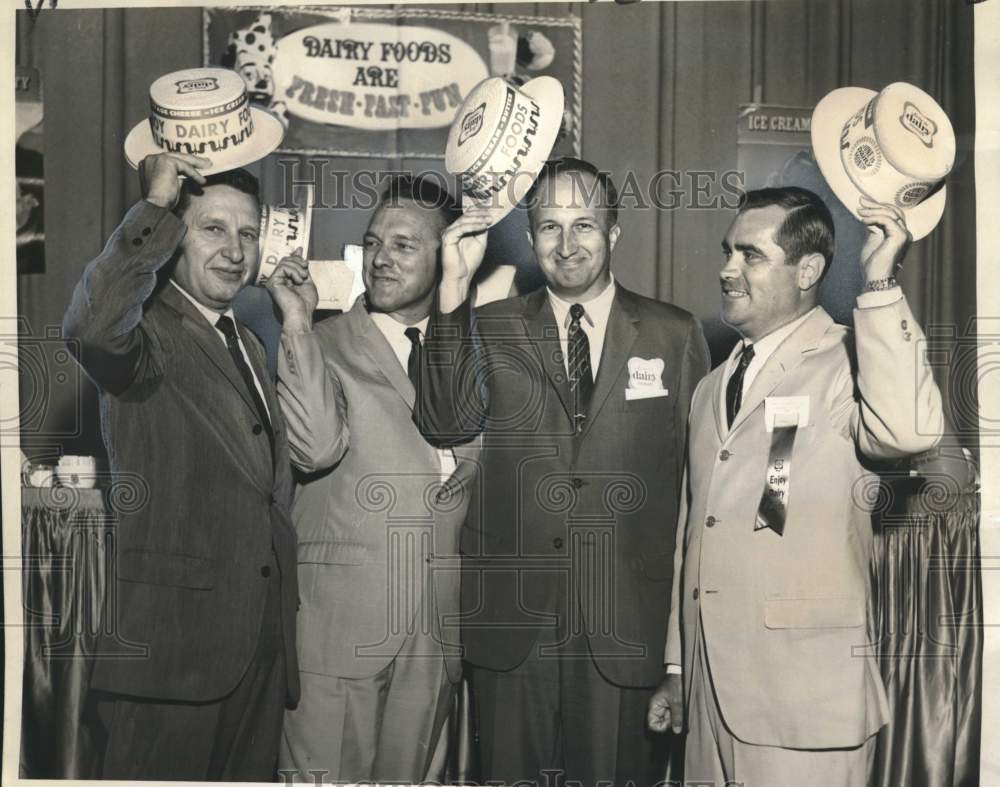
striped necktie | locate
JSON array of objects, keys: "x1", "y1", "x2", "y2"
[{"x1": 568, "y1": 303, "x2": 594, "y2": 431}]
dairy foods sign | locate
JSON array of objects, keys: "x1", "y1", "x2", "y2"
[
  {"x1": 204, "y1": 7, "x2": 581, "y2": 158},
  {"x1": 275, "y1": 23, "x2": 488, "y2": 130}
]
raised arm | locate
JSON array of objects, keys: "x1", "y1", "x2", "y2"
[
  {"x1": 268, "y1": 253, "x2": 350, "y2": 473},
  {"x1": 415, "y1": 208, "x2": 493, "y2": 447},
  {"x1": 62, "y1": 153, "x2": 209, "y2": 394},
  {"x1": 841, "y1": 197, "x2": 944, "y2": 458}
]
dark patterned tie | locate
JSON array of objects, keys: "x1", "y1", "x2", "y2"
[
  {"x1": 725, "y1": 341, "x2": 755, "y2": 427},
  {"x1": 568, "y1": 303, "x2": 594, "y2": 431},
  {"x1": 404, "y1": 326, "x2": 422, "y2": 393},
  {"x1": 215, "y1": 315, "x2": 274, "y2": 450}
]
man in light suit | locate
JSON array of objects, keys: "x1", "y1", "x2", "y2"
[
  {"x1": 268, "y1": 176, "x2": 479, "y2": 783},
  {"x1": 648, "y1": 187, "x2": 944, "y2": 785},
  {"x1": 63, "y1": 153, "x2": 299, "y2": 780},
  {"x1": 417, "y1": 158, "x2": 710, "y2": 786}
]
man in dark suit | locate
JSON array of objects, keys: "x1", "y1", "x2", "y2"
[
  {"x1": 62, "y1": 152, "x2": 299, "y2": 781},
  {"x1": 417, "y1": 157, "x2": 710, "y2": 786}
]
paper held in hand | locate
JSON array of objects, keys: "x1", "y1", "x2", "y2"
[
  {"x1": 257, "y1": 188, "x2": 364, "y2": 310},
  {"x1": 310, "y1": 246, "x2": 366, "y2": 311}
]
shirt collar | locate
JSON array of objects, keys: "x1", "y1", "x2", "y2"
[
  {"x1": 737, "y1": 306, "x2": 818, "y2": 364},
  {"x1": 368, "y1": 309, "x2": 430, "y2": 340},
  {"x1": 169, "y1": 279, "x2": 235, "y2": 328},
  {"x1": 547, "y1": 274, "x2": 617, "y2": 328}
]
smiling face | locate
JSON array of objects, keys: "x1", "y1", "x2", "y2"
[
  {"x1": 172, "y1": 184, "x2": 261, "y2": 311},
  {"x1": 529, "y1": 172, "x2": 620, "y2": 302},
  {"x1": 720, "y1": 205, "x2": 819, "y2": 340},
  {"x1": 362, "y1": 201, "x2": 442, "y2": 324}
]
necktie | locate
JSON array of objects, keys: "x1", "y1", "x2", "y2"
[
  {"x1": 216, "y1": 315, "x2": 274, "y2": 451},
  {"x1": 725, "y1": 342, "x2": 755, "y2": 427},
  {"x1": 568, "y1": 303, "x2": 594, "y2": 430},
  {"x1": 404, "y1": 326, "x2": 422, "y2": 393}
]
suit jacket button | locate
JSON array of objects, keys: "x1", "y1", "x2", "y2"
[
  {"x1": 692, "y1": 587, "x2": 699, "y2": 600},
  {"x1": 142, "y1": 227, "x2": 152, "y2": 236},
  {"x1": 705, "y1": 516, "x2": 716, "y2": 528},
  {"x1": 719, "y1": 450, "x2": 730, "y2": 461},
  {"x1": 132, "y1": 237, "x2": 143, "y2": 247},
  {"x1": 252, "y1": 423, "x2": 263, "y2": 435},
  {"x1": 553, "y1": 537, "x2": 564, "y2": 549},
  {"x1": 260, "y1": 565, "x2": 271, "y2": 578}
]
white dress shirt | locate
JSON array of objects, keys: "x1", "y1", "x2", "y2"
[
  {"x1": 547, "y1": 275, "x2": 617, "y2": 377},
  {"x1": 169, "y1": 279, "x2": 270, "y2": 419},
  {"x1": 369, "y1": 311, "x2": 457, "y2": 482}
]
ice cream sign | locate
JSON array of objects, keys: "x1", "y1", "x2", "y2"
[{"x1": 273, "y1": 23, "x2": 490, "y2": 130}]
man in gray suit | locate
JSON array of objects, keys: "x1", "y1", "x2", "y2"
[
  {"x1": 267, "y1": 175, "x2": 479, "y2": 783},
  {"x1": 63, "y1": 152, "x2": 299, "y2": 780}
]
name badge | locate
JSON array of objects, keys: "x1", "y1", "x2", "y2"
[
  {"x1": 625, "y1": 357, "x2": 668, "y2": 400},
  {"x1": 764, "y1": 395, "x2": 809, "y2": 432}
]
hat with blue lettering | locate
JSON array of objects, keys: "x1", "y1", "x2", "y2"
[
  {"x1": 124, "y1": 67, "x2": 285, "y2": 175},
  {"x1": 811, "y1": 82, "x2": 955, "y2": 240},
  {"x1": 445, "y1": 76, "x2": 564, "y2": 227}
]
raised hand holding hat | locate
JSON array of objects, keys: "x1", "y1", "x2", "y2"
[
  {"x1": 811, "y1": 82, "x2": 955, "y2": 240},
  {"x1": 125, "y1": 67, "x2": 284, "y2": 175},
  {"x1": 444, "y1": 75, "x2": 565, "y2": 227}
]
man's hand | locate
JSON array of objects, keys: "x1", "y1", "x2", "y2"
[
  {"x1": 647, "y1": 673, "x2": 684, "y2": 734},
  {"x1": 438, "y1": 206, "x2": 493, "y2": 314},
  {"x1": 265, "y1": 249, "x2": 317, "y2": 335},
  {"x1": 857, "y1": 196, "x2": 912, "y2": 283},
  {"x1": 139, "y1": 153, "x2": 211, "y2": 210}
]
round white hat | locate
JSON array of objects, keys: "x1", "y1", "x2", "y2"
[
  {"x1": 811, "y1": 82, "x2": 955, "y2": 240},
  {"x1": 445, "y1": 76, "x2": 565, "y2": 226},
  {"x1": 124, "y1": 67, "x2": 284, "y2": 175}
]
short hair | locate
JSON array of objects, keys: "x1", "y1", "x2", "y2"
[
  {"x1": 525, "y1": 157, "x2": 619, "y2": 229},
  {"x1": 378, "y1": 173, "x2": 461, "y2": 233},
  {"x1": 172, "y1": 168, "x2": 261, "y2": 219},
  {"x1": 738, "y1": 187, "x2": 835, "y2": 276}
]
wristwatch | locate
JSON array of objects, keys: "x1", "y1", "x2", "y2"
[{"x1": 863, "y1": 276, "x2": 898, "y2": 292}]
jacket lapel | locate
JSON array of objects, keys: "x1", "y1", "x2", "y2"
[
  {"x1": 352, "y1": 299, "x2": 416, "y2": 410},
  {"x1": 522, "y1": 288, "x2": 573, "y2": 423},
  {"x1": 158, "y1": 283, "x2": 259, "y2": 419},
  {"x1": 582, "y1": 285, "x2": 639, "y2": 437},
  {"x1": 728, "y1": 307, "x2": 834, "y2": 433}
]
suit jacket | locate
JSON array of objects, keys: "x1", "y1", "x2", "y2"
[
  {"x1": 277, "y1": 298, "x2": 479, "y2": 681},
  {"x1": 666, "y1": 300, "x2": 944, "y2": 749},
  {"x1": 418, "y1": 283, "x2": 710, "y2": 687},
  {"x1": 62, "y1": 201, "x2": 299, "y2": 704}
]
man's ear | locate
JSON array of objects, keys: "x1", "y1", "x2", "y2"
[
  {"x1": 608, "y1": 223, "x2": 621, "y2": 254},
  {"x1": 797, "y1": 252, "x2": 825, "y2": 291}
]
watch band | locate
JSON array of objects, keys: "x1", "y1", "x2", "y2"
[{"x1": 864, "y1": 276, "x2": 898, "y2": 292}]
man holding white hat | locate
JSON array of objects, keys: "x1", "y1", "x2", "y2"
[
  {"x1": 63, "y1": 66, "x2": 298, "y2": 781},
  {"x1": 416, "y1": 155, "x2": 710, "y2": 786},
  {"x1": 647, "y1": 181, "x2": 945, "y2": 784}
]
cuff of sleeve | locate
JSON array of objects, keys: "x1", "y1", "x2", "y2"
[
  {"x1": 666, "y1": 663, "x2": 683, "y2": 675},
  {"x1": 856, "y1": 287, "x2": 902, "y2": 309},
  {"x1": 430, "y1": 295, "x2": 473, "y2": 336},
  {"x1": 278, "y1": 329, "x2": 320, "y2": 375}
]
